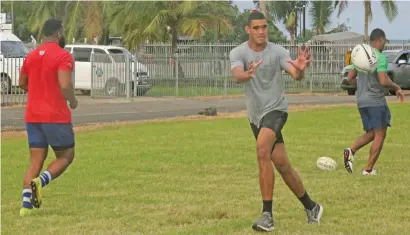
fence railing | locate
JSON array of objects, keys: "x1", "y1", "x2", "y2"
[{"x1": 2, "y1": 42, "x2": 410, "y2": 106}]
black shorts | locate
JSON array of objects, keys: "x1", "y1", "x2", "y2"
[{"x1": 250, "y1": 110, "x2": 288, "y2": 144}]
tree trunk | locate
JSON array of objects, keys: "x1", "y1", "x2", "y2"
[
  {"x1": 364, "y1": 0, "x2": 371, "y2": 41},
  {"x1": 289, "y1": 29, "x2": 295, "y2": 45},
  {"x1": 171, "y1": 27, "x2": 184, "y2": 79},
  {"x1": 259, "y1": 0, "x2": 268, "y2": 18}
]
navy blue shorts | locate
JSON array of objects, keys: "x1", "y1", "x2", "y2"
[
  {"x1": 26, "y1": 123, "x2": 75, "y2": 151},
  {"x1": 358, "y1": 106, "x2": 391, "y2": 131}
]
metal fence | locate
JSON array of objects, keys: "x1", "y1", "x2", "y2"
[{"x1": 2, "y1": 42, "x2": 410, "y2": 106}]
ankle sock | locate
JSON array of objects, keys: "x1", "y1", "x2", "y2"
[
  {"x1": 298, "y1": 191, "x2": 317, "y2": 210},
  {"x1": 22, "y1": 188, "x2": 32, "y2": 209}
]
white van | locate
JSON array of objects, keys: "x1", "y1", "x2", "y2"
[
  {"x1": 0, "y1": 32, "x2": 29, "y2": 94},
  {"x1": 64, "y1": 44, "x2": 151, "y2": 96}
]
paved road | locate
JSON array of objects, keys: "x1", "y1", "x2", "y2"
[{"x1": 1, "y1": 94, "x2": 363, "y2": 131}]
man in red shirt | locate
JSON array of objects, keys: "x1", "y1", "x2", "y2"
[{"x1": 18, "y1": 19, "x2": 78, "y2": 216}]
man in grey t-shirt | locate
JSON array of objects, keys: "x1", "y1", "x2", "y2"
[{"x1": 229, "y1": 11, "x2": 323, "y2": 232}]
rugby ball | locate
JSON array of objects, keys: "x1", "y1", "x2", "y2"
[
  {"x1": 316, "y1": 156, "x2": 337, "y2": 171},
  {"x1": 351, "y1": 44, "x2": 378, "y2": 73}
]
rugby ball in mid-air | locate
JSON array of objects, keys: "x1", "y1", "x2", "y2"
[
  {"x1": 316, "y1": 156, "x2": 337, "y2": 171},
  {"x1": 351, "y1": 44, "x2": 378, "y2": 73}
]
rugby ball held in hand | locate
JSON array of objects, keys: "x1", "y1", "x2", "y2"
[
  {"x1": 351, "y1": 44, "x2": 378, "y2": 73},
  {"x1": 316, "y1": 156, "x2": 337, "y2": 171}
]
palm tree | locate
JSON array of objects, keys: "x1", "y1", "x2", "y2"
[
  {"x1": 28, "y1": 1, "x2": 63, "y2": 41},
  {"x1": 111, "y1": 1, "x2": 235, "y2": 78},
  {"x1": 335, "y1": 0, "x2": 398, "y2": 40},
  {"x1": 309, "y1": 1, "x2": 334, "y2": 35},
  {"x1": 254, "y1": 1, "x2": 307, "y2": 45},
  {"x1": 28, "y1": 1, "x2": 115, "y2": 44}
]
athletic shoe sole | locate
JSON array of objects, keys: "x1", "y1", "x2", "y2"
[
  {"x1": 30, "y1": 181, "x2": 41, "y2": 208},
  {"x1": 344, "y1": 149, "x2": 353, "y2": 173}
]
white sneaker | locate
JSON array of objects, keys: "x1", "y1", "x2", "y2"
[
  {"x1": 362, "y1": 169, "x2": 377, "y2": 175},
  {"x1": 343, "y1": 148, "x2": 355, "y2": 173}
]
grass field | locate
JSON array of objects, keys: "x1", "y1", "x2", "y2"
[{"x1": 2, "y1": 104, "x2": 410, "y2": 235}]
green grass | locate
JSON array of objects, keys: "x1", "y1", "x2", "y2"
[{"x1": 2, "y1": 104, "x2": 410, "y2": 235}]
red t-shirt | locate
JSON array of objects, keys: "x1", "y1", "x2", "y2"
[{"x1": 21, "y1": 42, "x2": 74, "y2": 123}]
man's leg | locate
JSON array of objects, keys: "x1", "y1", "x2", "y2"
[
  {"x1": 20, "y1": 124, "x2": 49, "y2": 216},
  {"x1": 349, "y1": 130, "x2": 375, "y2": 155},
  {"x1": 362, "y1": 106, "x2": 391, "y2": 175},
  {"x1": 250, "y1": 122, "x2": 275, "y2": 232},
  {"x1": 344, "y1": 107, "x2": 375, "y2": 173},
  {"x1": 30, "y1": 123, "x2": 75, "y2": 208},
  {"x1": 365, "y1": 128, "x2": 386, "y2": 173},
  {"x1": 271, "y1": 140, "x2": 323, "y2": 224}
]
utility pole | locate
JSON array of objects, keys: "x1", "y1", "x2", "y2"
[{"x1": 303, "y1": 4, "x2": 306, "y2": 39}]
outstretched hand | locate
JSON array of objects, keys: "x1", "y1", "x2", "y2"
[
  {"x1": 247, "y1": 59, "x2": 263, "y2": 78},
  {"x1": 287, "y1": 46, "x2": 312, "y2": 71}
]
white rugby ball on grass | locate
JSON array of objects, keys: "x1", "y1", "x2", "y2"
[{"x1": 316, "y1": 156, "x2": 337, "y2": 171}]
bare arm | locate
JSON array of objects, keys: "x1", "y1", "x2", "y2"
[
  {"x1": 58, "y1": 70, "x2": 76, "y2": 103},
  {"x1": 57, "y1": 54, "x2": 77, "y2": 105},
  {"x1": 346, "y1": 69, "x2": 357, "y2": 88},
  {"x1": 376, "y1": 54, "x2": 400, "y2": 91},
  {"x1": 378, "y1": 72, "x2": 400, "y2": 91},
  {"x1": 19, "y1": 58, "x2": 29, "y2": 91},
  {"x1": 230, "y1": 48, "x2": 255, "y2": 83},
  {"x1": 280, "y1": 50, "x2": 304, "y2": 81},
  {"x1": 18, "y1": 72, "x2": 28, "y2": 91},
  {"x1": 231, "y1": 66, "x2": 253, "y2": 83},
  {"x1": 285, "y1": 66, "x2": 304, "y2": 81}
]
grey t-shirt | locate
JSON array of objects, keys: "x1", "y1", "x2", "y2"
[
  {"x1": 355, "y1": 49, "x2": 388, "y2": 108},
  {"x1": 229, "y1": 41, "x2": 292, "y2": 128}
]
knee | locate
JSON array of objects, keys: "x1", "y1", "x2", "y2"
[
  {"x1": 374, "y1": 130, "x2": 387, "y2": 140},
  {"x1": 55, "y1": 148, "x2": 75, "y2": 164},
  {"x1": 256, "y1": 144, "x2": 271, "y2": 163},
  {"x1": 367, "y1": 130, "x2": 375, "y2": 139},
  {"x1": 65, "y1": 152, "x2": 75, "y2": 164}
]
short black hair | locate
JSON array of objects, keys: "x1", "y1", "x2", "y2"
[
  {"x1": 248, "y1": 10, "x2": 266, "y2": 26},
  {"x1": 369, "y1": 28, "x2": 386, "y2": 41},
  {"x1": 43, "y1": 19, "x2": 63, "y2": 37}
]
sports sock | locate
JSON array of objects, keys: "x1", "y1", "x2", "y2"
[
  {"x1": 262, "y1": 200, "x2": 272, "y2": 214},
  {"x1": 39, "y1": 171, "x2": 53, "y2": 187},
  {"x1": 298, "y1": 191, "x2": 317, "y2": 210},
  {"x1": 22, "y1": 188, "x2": 33, "y2": 209}
]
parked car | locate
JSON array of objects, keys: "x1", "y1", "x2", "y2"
[
  {"x1": 340, "y1": 49, "x2": 410, "y2": 95},
  {"x1": 64, "y1": 44, "x2": 151, "y2": 96},
  {"x1": 0, "y1": 32, "x2": 29, "y2": 94}
]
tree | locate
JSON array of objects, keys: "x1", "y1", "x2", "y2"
[
  {"x1": 111, "y1": 1, "x2": 235, "y2": 78},
  {"x1": 0, "y1": 1, "x2": 34, "y2": 41},
  {"x1": 27, "y1": 1, "x2": 116, "y2": 44},
  {"x1": 335, "y1": 0, "x2": 398, "y2": 40},
  {"x1": 254, "y1": 1, "x2": 307, "y2": 45},
  {"x1": 309, "y1": 1, "x2": 334, "y2": 35}
]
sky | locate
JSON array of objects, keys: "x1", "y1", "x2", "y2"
[{"x1": 232, "y1": 0, "x2": 410, "y2": 41}]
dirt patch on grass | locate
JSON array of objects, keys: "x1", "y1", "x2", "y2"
[{"x1": 1, "y1": 103, "x2": 357, "y2": 140}]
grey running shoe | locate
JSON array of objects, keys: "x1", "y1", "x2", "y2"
[
  {"x1": 252, "y1": 212, "x2": 274, "y2": 232},
  {"x1": 305, "y1": 204, "x2": 323, "y2": 224}
]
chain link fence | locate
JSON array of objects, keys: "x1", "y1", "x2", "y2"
[{"x1": 2, "y1": 42, "x2": 410, "y2": 106}]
